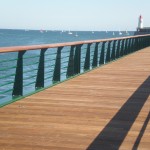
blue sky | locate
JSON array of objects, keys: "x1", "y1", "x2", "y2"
[{"x1": 0, "y1": 0, "x2": 149, "y2": 31}]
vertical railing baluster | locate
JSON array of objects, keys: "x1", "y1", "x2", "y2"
[
  {"x1": 84, "y1": 43, "x2": 91, "y2": 71},
  {"x1": 106, "y1": 41, "x2": 111, "y2": 63},
  {"x1": 134, "y1": 38, "x2": 138, "y2": 51},
  {"x1": 92, "y1": 43, "x2": 99, "y2": 68},
  {"x1": 128, "y1": 38, "x2": 132, "y2": 54},
  {"x1": 111, "y1": 40, "x2": 116, "y2": 60},
  {"x1": 120, "y1": 39, "x2": 124, "y2": 57},
  {"x1": 137, "y1": 38, "x2": 140, "y2": 50},
  {"x1": 67, "y1": 46, "x2": 75, "y2": 78},
  {"x1": 145, "y1": 37, "x2": 148, "y2": 47},
  {"x1": 116, "y1": 40, "x2": 121, "y2": 58},
  {"x1": 124, "y1": 39, "x2": 128, "y2": 55},
  {"x1": 74, "y1": 44, "x2": 82, "y2": 74},
  {"x1": 53, "y1": 47, "x2": 63, "y2": 83},
  {"x1": 139, "y1": 38, "x2": 142, "y2": 49},
  {"x1": 146, "y1": 37, "x2": 150, "y2": 47},
  {"x1": 135, "y1": 38, "x2": 138, "y2": 51},
  {"x1": 141, "y1": 37, "x2": 144, "y2": 49},
  {"x1": 35, "y1": 48, "x2": 47, "y2": 89},
  {"x1": 12, "y1": 50, "x2": 26, "y2": 97},
  {"x1": 131, "y1": 38, "x2": 135, "y2": 53},
  {"x1": 99, "y1": 42, "x2": 106, "y2": 65}
]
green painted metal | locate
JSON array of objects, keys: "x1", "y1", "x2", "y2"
[
  {"x1": 1, "y1": 35, "x2": 150, "y2": 107},
  {"x1": 84, "y1": 43, "x2": 91, "y2": 70},
  {"x1": 67, "y1": 46, "x2": 75, "y2": 77},
  {"x1": 123, "y1": 39, "x2": 128, "y2": 55},
  {"x1": 134, "y1": 38, "x2": 137, "y2": 52},
  {"x1": 130, "y1": 38, "x2": 134, "y2": 53},
  {"x1": 127, "y1": 38, "x2": 132, "y2": 54},
  {"x1": 111, "y1": 40, "x2": 116, "y2": 60},
  {"x1": 106, "y1": 41, "x2": 112, "y2": 63},
  {"x1": 116, "y1": 40, "x2": 121, "y2": 58},
  {"x1": 120, "y1": 39, "x2": 125, "y2": 56},
  {"x1": 35, "y1": 48, "x2": 47, "y2": 89},
  {"x1": 139, "y1": 38, "x2": 143, "y2": 49},
  {"x1": 134, "y1": 38, "x2": 138, "y2": 51},
  {"x1": 74, "y1": 44, "x2": 82, "y2": 74},
  {"x1": 53, "y1": 47, "x2": 63, "y2": 83},
  {"x1": 99, "y1": 42, "x2": 106, "y2": 65},
  {"x1": 12, "y1": 50, "x2": 26, "y2": 97},
  {"x1": 92, "y1": 43, "x2": 99, "y2": 68}
]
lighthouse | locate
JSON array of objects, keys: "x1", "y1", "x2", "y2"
[
  {"x1": 138, "y1": 15, "x2": 143, "y2": 29},
  {"x1": 134, "y1": 15, "x2": 150, "y2": 35}
]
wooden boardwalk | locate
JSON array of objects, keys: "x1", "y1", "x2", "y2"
[{"x1": 0, "y1": 47, "x2": 150, "y2": 150}]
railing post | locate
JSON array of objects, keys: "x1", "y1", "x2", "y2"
[
  {"x1": 12, "y1": 50, "x2": 26, "y2": 97},
  {"x1": 134, "y1": 38, "x2": 138, "y2": 51},
  {"x1": 67, "y1": 46, "x2": 75, "y2": 77},
  {"x1": 138, "y1": 38, "x2": 141, "y2": 50},
  {"x1": 141, "y1": 37, "x2": 144, "y2": 49},
  {"x1": 106, "y1": 41, "x2": 112, "y2": 63},
  {"x1": 128, "y1": 38, "x2": 132, "y2": 54},
  {"x1": 53, "y1": 47, "x2": 63, "y2": 83},
  {"x1": 141, "y1": 37, "x2": 145, "y2": 48},
  {"x1": 35, "y1": 48, "x2": 47, "y2": 89},
  {"x1": 131, "y1": 38, "x2": 135, "y2": 53},
  {"x1": 124, "y1": 39, "x2": 128, "y2": 55},
  {"x1": 116, "y1": 40, "x2": 121, "y2": 58},
  {"x1": 111, "y1": 40, "x2": 116, "y2": 60},
  {"x1": 74, "y1": 44, "x2": 82, "y2": 74},
  {"x1": 120, "y1": 39, "x2": 125, "y2": 57},
  {"x1": 92, "y1": 43, "x2": 99, "y2": 68},
  {"x1": 146, "y1": 37, "x2": 149, "y2": 47},
  {"x1": 145, "y1": 37, "x2": 147, "y2": 47},
  {"x1": 84, "y1": 43, "x2": 91, "y2": 71},
  {"x1": 99, "y1": 42, "x2": 106, "y2": 65}
]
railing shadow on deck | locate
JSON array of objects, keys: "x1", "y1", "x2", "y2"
[{"x1": 86, "y1": 76, "x2": 150, "y2": 150}]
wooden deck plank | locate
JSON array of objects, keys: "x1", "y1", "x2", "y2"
[{"x1": 0, "y1": 47, "x2": 150, "y2": 150}]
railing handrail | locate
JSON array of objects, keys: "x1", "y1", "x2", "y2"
[{"x1": 0, "y1": 34, "x2": 150, "y2": 53}]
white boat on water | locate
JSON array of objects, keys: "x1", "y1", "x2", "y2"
[
  {"x1": 68, "y1": 31, "x2": 73, "y2": 35},
  {"x1": 125, "y1": 30, "x2": 129, "y2": 35},
  {"x1": 119, "y1": 31, "x2": 122, "y2": 35},
  {"x1": 75, "y1": 33, "x2": 78, "y2": 37}
]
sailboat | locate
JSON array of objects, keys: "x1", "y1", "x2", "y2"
[
  {"x1": 119, "y1": 31, "x2": 122, "y2": 35},
  {"x1": 68, "y1": 30, "x2": 73, "y2": 35},
  {"x1": 75, "y1": 32, "x2": 78, "y2": 37},
  {"x1": 125, "y1": 30, "x2": 129, "y2": 35},
  {"x1": 40, "y1": 29, "x2": 44, "y2": 33}
]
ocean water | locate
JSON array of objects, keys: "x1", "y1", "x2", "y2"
[
  {"x1": 0, "y1": 29, "x2": 134, "y2": 47},
  {"x1": 0, "y1": 29, "x2": 134, "y2": 105}
]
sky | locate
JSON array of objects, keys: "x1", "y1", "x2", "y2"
[{"x1": 0, "y1": 0, "x2": 149, "y2": 31}]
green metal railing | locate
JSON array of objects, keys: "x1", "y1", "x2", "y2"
[{"x1": 0, "y1": 34, "x2": 150, "y2": 107}]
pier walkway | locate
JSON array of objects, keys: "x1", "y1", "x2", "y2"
[{"x1": 0, "y1": 47, "x2": 150, "y2": 150}]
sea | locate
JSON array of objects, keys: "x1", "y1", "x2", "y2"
[
  {"x1": 0, "y1": 29, "x2": 134, "y2": 47},
  {"x1": 0, "y1": 29, "x2": 134, "y2": 105}
]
